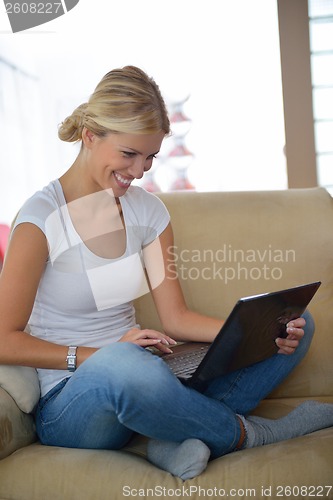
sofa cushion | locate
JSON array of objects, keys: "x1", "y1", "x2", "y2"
[
  {"x1": 0, "y1": 365, "x2": 40, "y2": 413},
  {"x1": 0, "y1": 387, "x2": 37, "y2": 460}
]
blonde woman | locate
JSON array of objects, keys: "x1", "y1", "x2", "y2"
[{"x1": 0, "y1": 66, "x2": 332, "y2": 480}]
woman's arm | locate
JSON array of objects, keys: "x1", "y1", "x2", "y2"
[
  {"x1": 0, "y1": 222, "x2": 175, "y2": 368},
  {"x1": 145, "y1": 223, "x2": 306, "y2": 352},
  {"x1": 144, "y1": 223, "x2": 224, "y2": 343},
  {"x1": 0, "y1": 223, "x2": 97, "y2": 369}
]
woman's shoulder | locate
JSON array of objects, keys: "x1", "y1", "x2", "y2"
[
  {"x1": 125, "y1": 185, "x2": 168, "y2": 213},
  {"x1": 124, "y1": 186, "x2": 170, "y2": 241},
  {"x1": 20, "y1": 180, "x2": 61, "y2": 211},
  {"x1": 13, "y1": 180, "x2": 62, "y2": 232}
]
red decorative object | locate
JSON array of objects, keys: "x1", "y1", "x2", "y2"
[
  {"x1": 0, "y1": 223, "x2": 10, "y2": 270},
  {"x1": 166, "y1": 97, "x2": 195, "y2": 191}
]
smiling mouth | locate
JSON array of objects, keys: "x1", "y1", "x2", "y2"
[{"x1": 113, "y1": 171, "x2": 132, "y2": 187}]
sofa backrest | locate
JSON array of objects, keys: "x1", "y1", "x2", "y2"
[{"x1": 134, "y1": 187, "x2": 333, "y2": 399}]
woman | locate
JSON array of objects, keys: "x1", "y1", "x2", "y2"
[{"x1": 0, "y1": 66, "x2": 331, "y2": 480}]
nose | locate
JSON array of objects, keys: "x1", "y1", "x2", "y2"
[{"x1": 128, "y1": 157, "x2": 148, "y2": 180}]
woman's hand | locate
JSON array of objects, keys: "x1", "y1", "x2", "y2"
[
  {"x1": 275, "y1": 317, "x2": 306, "y2": 355},
  {"x1": 118, "y1": 328, "x2": 177, "y2": 354}
]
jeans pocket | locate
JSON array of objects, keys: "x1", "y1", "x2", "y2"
[{"x1": 36, "y1": 377, "x2": 70, "y2": 424}]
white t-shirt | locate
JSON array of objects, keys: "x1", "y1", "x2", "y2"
[{"x1": 13, "y1": 180, "x2": 170, "y2": 396}]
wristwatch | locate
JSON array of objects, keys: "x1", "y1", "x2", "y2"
[{"x1": 66, "y1": 346, "x2": 77, "y2": 372}]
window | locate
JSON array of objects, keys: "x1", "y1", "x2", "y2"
[{"x1": 309, "y1": 0, "x2": 333, "y2": 193}]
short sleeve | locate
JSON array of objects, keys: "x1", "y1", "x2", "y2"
[
  {"x1": 133, "y1": 187, "x2": 170, "y2": 246},
  {"x1": 12, "y1": 191, "x2": 55, "y2": 237}
]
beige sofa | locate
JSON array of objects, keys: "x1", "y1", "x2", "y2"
[{"x1": 0, "y1": 187, "x2": 332, "y2": 500}]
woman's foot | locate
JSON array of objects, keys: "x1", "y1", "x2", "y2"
[
  {"x1": 147, "y1": 438, "x2": 211, "y2": 480},
  {"x1": 239, "y1": 401, "x2": 333, "y2": 448}
]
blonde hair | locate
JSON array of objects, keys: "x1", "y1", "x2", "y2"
[{"x1": 58, "y1": 66, "x2": 170, "y2": 142}]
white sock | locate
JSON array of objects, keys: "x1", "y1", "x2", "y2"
[
  {"x1": 239, "y1": 401, "x2": 333, "y2": 448},
  {"x1": 147, "y1": 438, "x2": 211, "y2": 480}
]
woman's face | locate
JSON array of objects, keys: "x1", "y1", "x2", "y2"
[{"x1": 83, "y1": 129, "x2": 165, "y2": 197}]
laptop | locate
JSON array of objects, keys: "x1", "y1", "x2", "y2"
[{"x1": 152, "y1": 281, "x2": 321, "y2": 392}]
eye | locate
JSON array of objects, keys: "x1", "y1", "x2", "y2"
[
  {"x1": 144, "y1": 156, "x2": 156, "y2": 172},
  {"x1": 122, "y1": 151, "x2": 136, "y2": 158}
]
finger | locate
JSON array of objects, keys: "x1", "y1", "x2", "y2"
[
  {"x1": 284, "y1": 331, "x2": 301, "y2": 341},
  {"x1": 136, "y1": 338, "x2": 169, "y2": 349},
  {"x1": 276, "y1": 342, "x2": 297, "y2": 354},
  {"x1": 286, "y1": 324, "x2": 304, "y2": 339},
  {"x1": 163, "y1": 335, "x2": 178, "y2": 345},
  {"x1": 144, "y1": 334, "x2": 171, "y2": 346},
  {"x1": 276, "y1": 337, "x2": 299, "y2": 348},
  {"x1": 136, "y1": 338, "x2": 162, "y2": 346},
  {"x1": 152, "y1": 342, "x2": 174, "y2": 354},
  {"x1": 275, "y1": 337, "x2": 299, "y2": 354},
  {"x1": 277, "y1": 346, "x2": 295, "y2": 355},
  {"x1": 287, "y1": 317, "x2": 305, "y2": 329},
  {"x1": 136, "y1": 338, "x2": 173, "y2": 353},
  {"x1": 137, "y1": 330, "x2": 165, "y2": 341},
  {"x1": 141, "y1": 330, "x2": 177, "y2": 345}
]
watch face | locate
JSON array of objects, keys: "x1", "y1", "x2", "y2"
[{"x1": 67, "y1": 359, "x2": 76, "y2": 371}]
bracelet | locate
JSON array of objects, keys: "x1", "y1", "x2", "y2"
[{"x1": 66, "y1": 346, "x2": 77, "y2": 372}]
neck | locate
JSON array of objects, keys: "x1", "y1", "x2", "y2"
[{"x1": 59, "y1": 156, "x2": 93, "y2": 204}]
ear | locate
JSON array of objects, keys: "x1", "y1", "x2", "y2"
[{"x1": 82, "y1": 127, "x2": 96, "y2": 149}]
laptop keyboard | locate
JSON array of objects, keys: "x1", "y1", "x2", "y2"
[{"x1": 163, "y1": 345, "x2": 210, "y2": 379}]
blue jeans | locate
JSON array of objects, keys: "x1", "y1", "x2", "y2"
[{"x1": 35, "y1": 311, "x2": 314, "y2": 459}]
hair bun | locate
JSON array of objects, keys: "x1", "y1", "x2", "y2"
[{"x1": 58, "y1": 103, "x2": 88, "y2": 143}]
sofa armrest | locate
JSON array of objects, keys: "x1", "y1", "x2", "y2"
[{"x1": 0, "y1": 387, "x2": 37, "y2": 460}]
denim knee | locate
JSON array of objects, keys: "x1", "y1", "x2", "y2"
[
  {"x1": 297, "y1": 309, "x2": 315, "y2": 358},
  {"x1": 80, "y1": 342, "x2": 171, "y2": 401},
  {"x1": 82, "y1": 342, "x2": 150, "y2": 381},
  {"x1": 84, "y1": 343, "x2": 179, "y2": 423}
]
